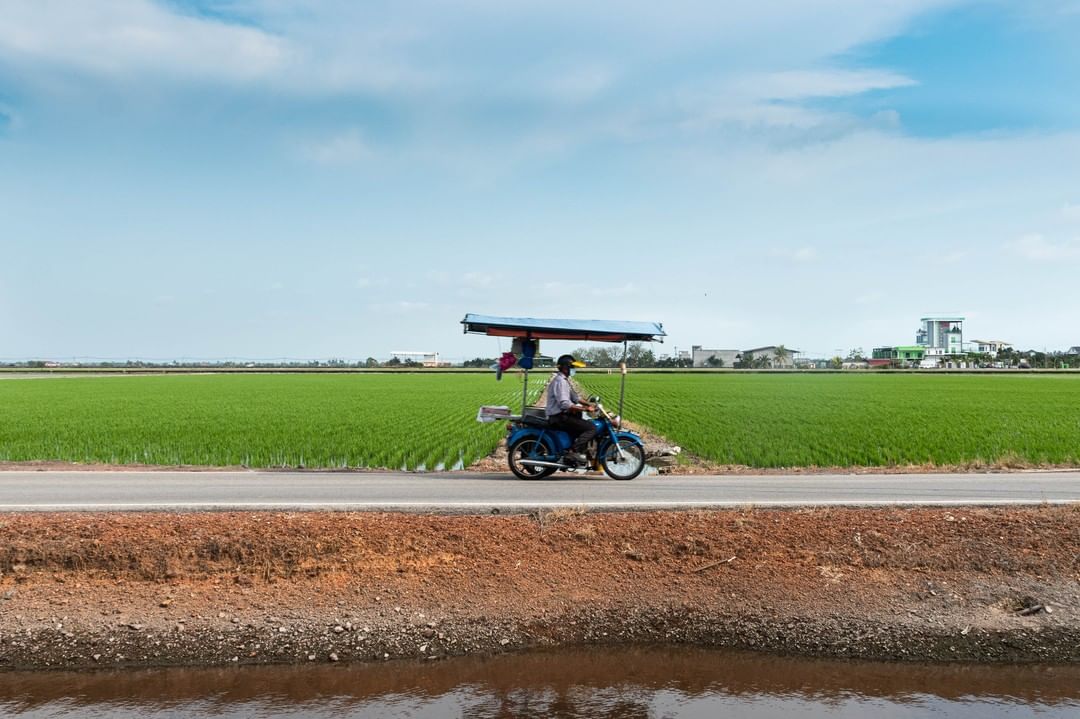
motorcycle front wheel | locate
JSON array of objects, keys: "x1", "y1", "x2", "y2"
[
  {"x1": 600, "y1": 439, "x2": 645, "y2": 480},
  {"x1": 508, "y1": 436, "x2": 558, "y2": 480}
]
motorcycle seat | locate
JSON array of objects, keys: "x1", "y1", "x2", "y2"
[{"x1": 522, "y1": 414, "x2": 550, "y2": 428}]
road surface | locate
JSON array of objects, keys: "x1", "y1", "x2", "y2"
[{"x1": 0, "y1": 470, "x2": 1077, "y2": 512}]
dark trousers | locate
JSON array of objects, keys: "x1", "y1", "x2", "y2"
[{"x1": 548, "y1": 413, "x2": 597, "y2": 453}]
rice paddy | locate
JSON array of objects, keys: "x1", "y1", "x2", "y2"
[
  {"x1": 576, "y1": 372, "x2": 1080, "y2": 467},
  {"x1": 2, "y1": 372, "x2": 1078, "y2": 470},
  {"x1": 0, "y1": 374, "x2": 537, "y2": 470}
]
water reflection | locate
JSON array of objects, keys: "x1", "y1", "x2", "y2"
[{"x1": 2, "y1": 646, "x2": 1078, "y2": 718}]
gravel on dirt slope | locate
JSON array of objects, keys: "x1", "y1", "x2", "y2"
[{"x1": 1, "y1": 506, "x2": 1078, "y2": 669}]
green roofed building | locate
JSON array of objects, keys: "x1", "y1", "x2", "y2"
[{"x1": 871, "y1": 346, "x2": 926, "y2": 365}]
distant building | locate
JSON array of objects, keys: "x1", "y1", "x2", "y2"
[
  {"x1": 916, "y1": 316, "x2": 964, "y2": 356},
  {"x1": 970, "y1": 339, "x2": 1012, "y2": 358},
  {"x1": 390, "y1": 351, "x2": 449, "y2": 368},
  {"x1": 691, "y1": 346, "x2": 740, "y2": 368},
  {"x1": 871, "y1": 346, "x2": 926, "y2": 366},
  {"x1": 743, "y1": 346, "x2": 798, "y2": 368},
  {"x1": 691, "y1": 345, "x2": 798, "y2": 368},
  {"x1": 1068, "y1": 346, "x2": 1080, "y2": 356}
]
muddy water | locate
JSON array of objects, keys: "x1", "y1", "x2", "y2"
[{"x1": 2, "y1": 647, "x2": 1078, "y2": 718}]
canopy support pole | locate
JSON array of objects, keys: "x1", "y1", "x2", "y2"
[
  {"x1": 521, "y1": 368, "x2": 529, "y2": 415},
  {"x1": 520, "y1": 332, "x2": 531, "y2": 415},
  {"x1": 617, "y1": 340, "x2": 628, "y2": 427}
]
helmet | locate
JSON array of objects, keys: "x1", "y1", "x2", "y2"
[{"x1": 557, "y1": 354, "x2": 586, "y2": 368}]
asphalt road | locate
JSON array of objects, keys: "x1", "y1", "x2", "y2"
[{"x1": 0, "y1": 470, "x2": 1077, "y2": 512}]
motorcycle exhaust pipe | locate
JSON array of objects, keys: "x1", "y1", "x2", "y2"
[{"x1": 520, "y1": 459, "x2": 570, "y2": 469}]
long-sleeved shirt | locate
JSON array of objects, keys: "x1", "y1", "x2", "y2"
[{"x1": 545, "y1": 371, "x2": 580, "y2": 417}]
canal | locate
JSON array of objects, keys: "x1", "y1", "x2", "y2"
[{"x1": 2, "y1": 646, "x2": 1078, "y2": 717}]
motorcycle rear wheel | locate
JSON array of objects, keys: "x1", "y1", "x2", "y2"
[{"x1": 508, "y1": 436, "x2": 558, "y2": 480}]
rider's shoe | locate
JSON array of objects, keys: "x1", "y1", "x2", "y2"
[{"x1": 564, "y1": 451, "x2": 588, "y2": 466}]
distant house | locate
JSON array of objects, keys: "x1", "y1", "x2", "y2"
[
  {"x1": 691, "y1": 345, "x2": 798, "y2": 368},
  {"x1": 1068, "y1": 346, "x2": 1080, "y2": 356},
  {"x1": 872, "y1": 346, "x2": 926, "y2": 366},
  {"x1": 970, "y1": 339, "x2": 1013, "y2": 358},
  {"x1": 691, "y1": 346, "x2": 740, "y2": 368},
  {"x1": 743, "y1": 346, "x2": 798, "y2": 368}
]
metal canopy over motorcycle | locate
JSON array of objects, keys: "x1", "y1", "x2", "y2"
[
  {"x1": 461, "y1": 314, "x2": 665, "y2": 343},
  {"x1": 463, "y1": 313, "x2": 663, "y2": 481},
  {"x1": 462, "y1": 314, "x2": 665, "y2": 413}
]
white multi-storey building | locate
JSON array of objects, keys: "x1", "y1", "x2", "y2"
[{"x1": 916, "y1": 316, "x2": 964, "y2": 356}]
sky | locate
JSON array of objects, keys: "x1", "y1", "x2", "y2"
[{"x1": 2, "y1": 0, "x2": 1080, "y2": 362}]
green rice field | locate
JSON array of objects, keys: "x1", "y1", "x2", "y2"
[
  {"x1": 1, "y1": 372, "x2": 1079, "y2": 469},
  {"x1": 577, "y1": 373, "x2": 1080, "y2": 467},
  {"x1": 0, "y1": 374, "x2": 538, "y2": 470}
]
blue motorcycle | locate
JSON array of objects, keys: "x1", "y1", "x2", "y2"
[{"x1": 506, "y1": 396, "x2": 646, "y2": 480}]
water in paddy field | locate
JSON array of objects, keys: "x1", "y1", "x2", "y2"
[{"x1": 2, "y1": 647, "x2": 1078, "y2": 718}]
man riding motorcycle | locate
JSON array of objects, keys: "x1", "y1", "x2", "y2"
[{"x1": 545, "y1": 354, "x2": 597, "y2": 465}]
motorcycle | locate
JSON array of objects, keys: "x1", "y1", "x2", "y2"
[{"x1": 505, "y1": 395, "x2": 646, "y2": 480}]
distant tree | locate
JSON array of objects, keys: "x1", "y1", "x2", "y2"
[
  {"x1": 386, "y1": 356, "x2": 402, "y2": 367},
  {"x1": 829, "y1": 356, "x2": 843, "y2": 369},
  {"x1": 364, "y1": 357, "x2": 379, "y2": 368},
  {"x1": 625, "y1": 342, "x2": 656, "y2": 368},
  {"x1": 463, "y1": 357, "x2": 496, "y2": 368},
  {"x1": 574, "y1": 346, "x2": 618, "y2": 367},
  {"x1": 845, "y1": 347, "x2": 866, "y2": 362},
  {"x1": 773, "y1": 345, "x2": 791, "y2": 367},
  {"x1": 736, "y1": 352, "x2": 754, "y2": 369},
  {"x1": 704, "y1": 354, "x2": 724, "y2": 368},
  {"x1": 655, "y1": 355, "x2": 692, "y2": 368}
]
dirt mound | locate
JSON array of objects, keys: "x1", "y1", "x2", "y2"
[{"x1": 1, "y1": 506, "x2": 1078, "y2": 669}]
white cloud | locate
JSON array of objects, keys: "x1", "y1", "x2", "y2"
[
  {"x1": 855, "y1": 291, "x2": 885, "y2": 305},
  {"x1": 0, "y1": 0, "x2": 951, "y2": 99},
  {"x1": 938, "y1": 250, "x2": 970, "y2": 264},
  {"x1": 590, "y1": 283, "x2": 639, "y2": 298},
  {"x1": 370, "y1": 301, "x2": 430, "y2": 314},
  {"x1": 670, "y1": 70, "x2": 910, "y2": 145},
  {"x1": 395, "y1": 300, "x2": 427, "y2": 313},
  {"x1": 353, "y1": 275, "x2": 391, "y2": 290},
  {"x1": 736, "y1": 69, "x2": 916, "y2": 100},
  {"x1": 770, "y1": 246, "x2": 818, "y2": 262},
  {"x1": 297, "y1": 129, "x2": 370, "y2": 165},
  {"x1": 1009, "y1": 233, "x2": 1080, "y2": 261},
  {"x1": 1061, "y1": 202, "x2": 1080, "y2": 221},
  {"x1": 0, "y1": 0, "x2": 289, "y2": 84},
  {"x1": 540, "y1": 66, "x2": 614, "y2": 103},
  {"x1": 461, "y1": 272, "x2": 497, "y2": 289}
]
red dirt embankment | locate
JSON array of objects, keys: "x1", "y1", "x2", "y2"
[{"x1": 1, "y1": 506, "x2": 1079, "y2": 670}]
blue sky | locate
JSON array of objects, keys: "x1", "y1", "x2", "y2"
[{"x1": 2, "y1": 0, "x2": 1079, "y2": 361}]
